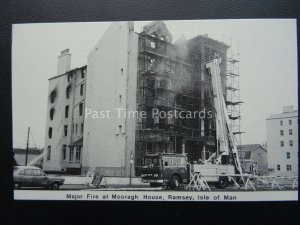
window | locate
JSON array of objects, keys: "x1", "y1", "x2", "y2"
[
  {"x1": 50, "y1": 90, "x2": 56, "y2": 103},
  {"x1": 118, "y1": 125, "x2": 122, "y2": 134},
  {"x1": 62, "y1": 145, "x2": 66, "y2": 160},
  {"x1": 24, "y1": 169, "x2": 33, "y2": 176},
  {"x1": 286, "y1": 152, "x2": 290, "y2": 159},
  {"x1": 79, "y1": 103, "x2": 83, "y2": 116},
  {"x1": 289, "y1": 119, "x2": 292, "y2": 125},
  {"x1": 150, "y1": 41, "x2": 156, "y2": 48},
  {"x1": 67, "y1": 74, "x2": 72, "y2": 82},
  {"x1": 119, "y1": 95, "x2": 122, "y2": 103},
  {"x1": 146, "y1": 143, "x2": 153, "y2": 154},
  {"x1": 75, "y1": 124, "x2": 78, "y2": 134},
  {"x1": 47, "y1": 146, "x2": 51, "y2": 161},
  {"x1": 69, "y1": 147, "x2": 74, "y2": 161},
  {"x1": 289, "y1": 129, "x2": 293, "y2": 135},
  {"x1": 48, "y1": 127, "x2": 52, "y2": 139},
  {"x1": 81, "y1": 69, "x2": 86, "y2": 79},
  {"x1": 65, "y1": 105, "x2": 69, "y2": 118},
  {"x1": 172, "y1": 157, "x2": 177, "y2": 167},
  {"x1": 81, "y1": 123, "x2": 84, "y2": 134},
  {"x1": 289, "y1": 140, "x2": 293, "y2": 146},
  {"x1": 177, "y1": 157, "x2": 186, "y2": 167},
  {"x1": 162, "y1": 157, "x2": 171, "y2": 167},
  {"x1": 287, "y1": 165, "x2": 292, "y2": 171},
  {"x1": 64, "y1": 125, "x2": 68, "y2": 136},
  {"x1": 280, "y1": 130, "x2": 284, "y2": 136},
  {"x1": 280, "y1": 120, "x2": 283, "y2": 126},
  {"x1": 280, "y1": 141, "x2": 284, "y2": 147},
  {"x1": 80, "y1": 84, "x2": 84, "y2": 96},
  {"x1": 33, "y1": 169, "x2": 43, "y2": 176},
  {"x1": 72, "y1": 124, "x2": 74, "y2": 133},
  {"x1": 75, "y1": 147, "x2": 81, "y2": 161},
  {"x1": 50, "y1": 108, "x2": 54, "y2": 120},
  {"x1": 66, "y1": 86, "x2": 71, "y2": 99},
  {"x1": 277, "y1": 165, "x2": 280, "y2": 171}
]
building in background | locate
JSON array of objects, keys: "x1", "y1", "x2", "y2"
[
  {"x1": 44, "y1": 21, "x2": 239, "y2": 176},
  {"x1": 238, "y1": 144, "x2": 268, "y2": 175},
  {"x1": 266, "y1": 106, "x2": 298, "y2": 176}
]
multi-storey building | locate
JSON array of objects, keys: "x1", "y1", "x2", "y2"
[
  {"x1": 43, "y1": 49, "x2": 87, "y2": 174},
  {"x1": 266, "y1": 106, "x2": 298, "y2": 176},
  {"x1": 44, "y1": 21, "x2": 233, "y2": 176}
]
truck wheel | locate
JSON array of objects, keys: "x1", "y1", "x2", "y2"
[
  {"x1": 170, "y1": 175, "x2": 180, "y2": 190},
  {"x1": 51, "y1": 182, "x2": 60, "y2": 190},
  {"x1": 215, "y1": 176, "x2": 228, "y2": 189}
]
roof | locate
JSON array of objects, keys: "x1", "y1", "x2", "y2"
[
  {"x1": 189, "y1": 34, "x2": 230, "y2": 50},
  {"x1": 267, "y1": 110, "x2": 298, "y2": 120},
  {"x1": 68, "y1": 138, "x2": 83, "y2": 147},
  {"x1": 238, "y1": 144, "x2": 267, "y2": 153},
  {"x1": 48, "y1": 65, "x2": 87, "y2": 81}
]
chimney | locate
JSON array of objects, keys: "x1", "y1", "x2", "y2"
[
  {"x1": 282, "y1": 106, "x2": 294, "y2": 113},
  {"x1": 57, "y1": 49, "x2": 71, "y2": 75}
]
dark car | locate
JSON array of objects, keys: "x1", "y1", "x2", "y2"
[{"x1": 13, "y1": 166, "x2": 65, "y2": 190}]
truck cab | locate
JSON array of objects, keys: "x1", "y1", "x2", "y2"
[{"x1": 140, "y1": 153, "x2": 189, "y2": 189}]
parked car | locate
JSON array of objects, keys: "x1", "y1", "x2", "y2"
[{"x1": 13, "y1": 166, "x2": 65, "y2": 190}]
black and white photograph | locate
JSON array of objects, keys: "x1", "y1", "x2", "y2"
[{"x1": 12, "y1": 19, "x2": 298, "y2": 201}]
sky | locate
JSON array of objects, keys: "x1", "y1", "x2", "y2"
[{"x1": 12, "y1": 19, "x2": 298, "y2": 148}]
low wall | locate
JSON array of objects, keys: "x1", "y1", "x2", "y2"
[{"x1": 61, "y1": 176, "x2": 148, "y2": 186}]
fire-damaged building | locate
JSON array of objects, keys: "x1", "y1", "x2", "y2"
[{"x1": 43, "y1": 21, "x2": 234, "y2": 176}]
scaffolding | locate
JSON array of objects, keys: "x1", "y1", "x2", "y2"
[
  {"x1": 226, "y1": 44, "x2": 243, "y2": 148},
  {"x1": 134, "y1": 23, "x2": 231, "y2": 175}
]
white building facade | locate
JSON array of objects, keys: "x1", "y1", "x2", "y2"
[{"x1": 266, "y1": 106, "x2": 298, "y2": 176}]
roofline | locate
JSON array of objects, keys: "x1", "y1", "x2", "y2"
[
  {"x1": 266, "y1": 114, "x2": 298, "y2": 120},
  {"x1": 48, "y1": 65, "x2": 87, "y2": 81}
]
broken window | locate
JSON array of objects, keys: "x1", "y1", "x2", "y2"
[
  {"x1": 64, "y1": 125, "x2": 68, "y2": 136},
  {"x1": 80, "y1": 84, "x2": 84, "y2": 96},
  {"x1": 65, "y1": 105, "x2": 69, "y2": 118},
  {"x1": 66, "y1": 86, "x2": 71, "y2": 99},
  {"x1": 48, "y1": 127, "x2": 52, "y2": 139},
  {"x1": 50, "y1": 108, "x2": 54, "y2": 120},
  {"x1": 164, "y1": 60, "x2": 171, "y2": 73},
  {"x1": 146, "y1": 143, "x2": 153, "y2": 154},
  {"x1": 67, "y1": 74, "x2": 72, "y2": 82},
  {"x1": 81, "y1": 68, "x2": 86, "y2": 79},
  {"x1": 150, "y1": 41, "x2": 156, "y2": 48},
  {"x1": 79, "y1": 103, "x2": 83, "y2": 116},
  {"x1": 50, "y1": 90, "x2": 56, "y2": 103}
]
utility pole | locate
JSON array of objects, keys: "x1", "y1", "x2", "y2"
[{"x1": 25, "y1": 127, "x2": 30, "y2": 166}]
